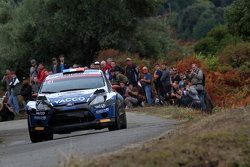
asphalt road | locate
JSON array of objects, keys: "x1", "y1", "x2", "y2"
[{"x1": 0, "y1": 112, "x2": 178, "y2": 167}]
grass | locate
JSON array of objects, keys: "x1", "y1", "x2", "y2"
[
  {"x1": 131, "y1": 105, "x2": 206, "y2": 121},
  {"x1": 63, "y1": 106, "x2": 250, "y2": 167}
]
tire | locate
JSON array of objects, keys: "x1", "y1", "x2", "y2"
[
  {"x1": 29, "y1": 130, "x2": 53, "y2": 143},
  {"x1": 28, "y1": 118, "x2": 53, "y2": 143},
  {"x1": 120, "y1": 113, "x2": 127, "y2": 129},
  {"x1": 108, "y1": 110, "x2": 121, "y2": 131}
]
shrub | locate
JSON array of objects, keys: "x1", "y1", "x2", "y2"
[
  {"x1": 194, "y1": 25, "x2": 242, "y2": 55},
  {"x1": 218, "y1": 42, "x2": 250, "y2": 73}
]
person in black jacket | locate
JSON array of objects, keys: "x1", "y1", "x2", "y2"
[
  {"x1": 59, "y1": 54, "x2": 69, "y2": 72},
  {"x1": 20, "y1": 79, "x2": 32, "y2": 110},
  {"x1": 51, "y1": 57, "x2": 61, "y2": 74},
  {"x1": 160, "y1": 63, "x2": 172, "y2": 99},
  {"x1": 125, "y1": 58, "x2": 139, "y2": 87}
]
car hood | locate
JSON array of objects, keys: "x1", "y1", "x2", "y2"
[{"x1": 41, "y1": 89, "x2": 99, "y2": 107}]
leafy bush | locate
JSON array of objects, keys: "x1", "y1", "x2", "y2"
[
  {"x1": 194, "y1": 25, "x2": 242, "y2": 55},
  {"x1": 175, "y1": 1, "x2": 224, "y2": 40},
  {"x1": 218, "y1": 42, "x2": 250, "y2": 73},
  {"x1": 175, "y1": 56, "x2": 250, "y2": 107},
  {"x1": 225, "y1": 0, "x2": 250, "y2": 41}
]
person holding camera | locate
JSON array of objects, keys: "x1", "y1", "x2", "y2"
[
  {"x1": 187, "y1": 64, "x2": 206, "y2": 111},
  {"x1": 8, "y1": 71, "x2": 20, "y2": 115}
]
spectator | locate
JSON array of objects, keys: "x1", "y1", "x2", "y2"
[
  {"x1": 187, "y1": 63, "x2": 206, "y2": 111},
  {"x1": 1, "y1": 69, "x2": 12, "y2": 93},
  {"x1": 185, "y1": 80, "x2": 201, "y2": 109},
  {"x1": 29, "y1": 59, "x2": 39, "y2": 93},
  {"x1": 171, "y1": 67, "x2": 181, "y2": 83},
  {"x1": 118, "y1": 82, "x2": 127, "y2": 99},
  {"x1": 101, "y1": 60, "x2": 111, "y2": 79},
  {"x1": 111, "y1": 61, "x2": 124, "y2": 74},
  {"x1": 8, "y1": 71, "x2": 20, "y2": 115},
  {"x1": 72, "y1": 64, "x2": 80, "y2": 68},
  {"x1": 59, "y1": 54, "x2": 69, "y2": 72},
  {"x1": 94, "y1": 61, "x2": 101, "y2": 69},
  {"x1": 0, "y1": 95, "x2": 14, "y2": 121},
  {"x1": 160, "y1": 63, "x2": 172, "y2": 99},
  {"x1": 125, "y1": 84, "x2": 142, "y2": 109},
  {"x1": 179, "y1": 73, "x2": 187, "y2": 88},
  {"x1": 90, "y1": 63, "x2": 95, "y2": 69},
  {"x1": 51, "y1": 57, "x2": 61, "y2": 74},
  {"x1": 37, "y1": 63, "x2": 48, "y2": 87},
  {"x1": 169, "y1": 81, "x2": 182, "y2": 105},
  {"x1": 153, "y1": 64, "x2": 163, "y2": 98},
  {"x1": 125, "y1": 58, "x2": 139, "y2": 87},
  {"x1": 110, "y1": 69, "x2": 128, "y2": 85},
  {"x1": 106, "y1": 58, "x2": 113, "y2": 69},
  {"x1": 140, "y1": 66, "x2": 153, "y2": 105},
  {"x1": 20, "y1": 78, "x2": 32, "y2": 110}
]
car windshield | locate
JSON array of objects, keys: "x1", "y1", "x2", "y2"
[{"x1": 40, "y1": 76, "x2": 105, "y2": 93}]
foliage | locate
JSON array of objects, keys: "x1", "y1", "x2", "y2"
[
  {"x1": 196, "y1": 53, "x2": 219, "y2": 71},
  {"x1": 175, "y1": 56, "x2": 250, "y2": 107},
  {"x1": 0, "y1": 0, "x2": 164, "y2": 77},
  {"x1": 225, "y1": 0, "x2": 250, "y2": 41},
  {"x1": 218, "y1": 42, "x2": 250, "y2": 73},
  {"x1": 127, "y1": 18, "x2": 175, "y2": 58},
  {"x1": 169, "y1": 1, "x2": 224, "y2": 40},
  {"x1": 194, "y1": 25, "x2": 242, "y2": 55}
]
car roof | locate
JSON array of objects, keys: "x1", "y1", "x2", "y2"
[{"x1": 45, "y1": 69, "x2": 103, "y2": 81}]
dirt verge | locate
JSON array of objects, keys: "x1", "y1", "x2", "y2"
[{"x1": 64, "y1": 106, "x2": 250, "y2": 167}]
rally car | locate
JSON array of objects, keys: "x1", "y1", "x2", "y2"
[{"x1": 26, "y1": 68, "x2": 127, "y2": 143}]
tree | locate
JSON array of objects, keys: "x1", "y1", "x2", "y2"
[
  {"x1": 0, "y1": 0, "x2": 164, "y2": 76},
  {"x1": 225, "y1": 0, "x2": 250, "y2": 41}
]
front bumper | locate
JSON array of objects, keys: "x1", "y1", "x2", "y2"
[{"x1": 28, "y1": 105, "x2": 116, "y2": 133}]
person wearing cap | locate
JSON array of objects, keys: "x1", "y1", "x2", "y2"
[
  {"x1": 125, "y1": 58, "x2": 139, "y2": 87},
  {"x1": 140, "y1": 66, "x2": 153, "y2": 105},
  {"x1": 51, "y1": 57, "x2": 61, "y2": 74},
  {"x1": 94, "y1": 61, "x2": 101, "y2": 69}
]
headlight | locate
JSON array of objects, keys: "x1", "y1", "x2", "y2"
[{"x1": 90, "y1": 96, "x2": 105, "y2": 105}]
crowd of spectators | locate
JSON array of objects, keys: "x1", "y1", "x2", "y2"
[{"x1": 0, "y1": 54, "x2": 213, "y2": 121}]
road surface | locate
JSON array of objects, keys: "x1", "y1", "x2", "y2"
[{"x1": 0, "y1": 112, "x2": 177, "y2": 167}]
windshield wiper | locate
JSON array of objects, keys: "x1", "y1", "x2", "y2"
[
  {"x1": 60, "y1": 88, "x2": 90, "y2": 92},
  {"x1": 41, "y1": 91, "x2": 57, "y2": 94}
]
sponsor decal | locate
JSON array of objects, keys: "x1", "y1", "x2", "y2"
[
  {"x1": 53, "y1": 97, "x2": 86, "y2": 104},
  {"x1": 94, "y1": 104, "x2": 106, "y2": 109},
  {"x1": 36, "y1": 112, "x2": 46, "y2": 116},
  {"x1": 34, "y1": 116, "x2": 47, "y2": 120},
  {"x1": 95, "y1": 107, "x2": 109, "y2": 114}
]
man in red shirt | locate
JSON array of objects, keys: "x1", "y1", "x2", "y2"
[{"x1": 37, "y1": 63, "x2": 48, "y2": 86}]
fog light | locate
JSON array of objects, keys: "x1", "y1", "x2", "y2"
[{"x1": 100, "y1": 119, "x2": 111, "y2": 123}]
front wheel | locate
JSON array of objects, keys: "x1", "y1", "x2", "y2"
[
  {"x1": 108, "y1": 111, "x2": 121, "y2": 131},
  {"x1": 29, "y1": 130, "x2": 53, "y2": 143},
  {"x1": 120, "y1": 113, "x2": 127, "y2": 129}
]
